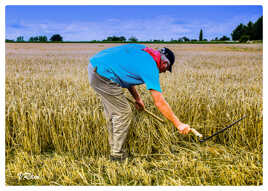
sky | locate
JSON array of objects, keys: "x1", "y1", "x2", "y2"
[{"x1": 5, "y1": 5, "x2": 263, "y2": 41}]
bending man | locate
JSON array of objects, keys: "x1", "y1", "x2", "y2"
[{"x1": 88, "y1": 44, "x2": 190, "y2": 161}]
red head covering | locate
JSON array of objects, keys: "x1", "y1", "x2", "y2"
[{"x1": 143, "y1": 47, "x2": 161, "y2": 68}]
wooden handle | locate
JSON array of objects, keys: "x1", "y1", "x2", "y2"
[
  {"x1": 144, "y1": 108, "x2": 164, "y2": 123},
  {"x1": 190, "y1": 128, "x2": 203, "y2": 138},
  {"x1": 126, "y1": 97, "x2": 164, "y2": 123}
]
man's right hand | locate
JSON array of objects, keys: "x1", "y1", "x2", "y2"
[
  {"x1": 177, "y1": 123, "x2": 191, "y2": 135},
  {"x1": 135, "y1": 99, "x2": 145, "y2": 111}
]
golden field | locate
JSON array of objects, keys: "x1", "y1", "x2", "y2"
[{"x1": 5, "y1": 43, "x2": 263, "y2": 185}]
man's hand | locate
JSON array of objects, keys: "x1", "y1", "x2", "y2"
[
  {"x1": 148, "y1": 89, "x2": 191, "y2": 134},
  {"x1": 135, "y1": 99, "x2": 145, "y2": 111},
  {"x1": 177, "y1": 123, "x2": 191, "y2": 135},
  {"x1": 128, "y1": 86, "x2": 144, "y2": 111}
]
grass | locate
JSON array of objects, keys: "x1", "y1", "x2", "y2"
[{"x1": 5, "y1": 43, "x2": 263, "y2": 185}]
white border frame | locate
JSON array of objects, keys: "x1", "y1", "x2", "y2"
[{"x1": 1, "y1": 1, "x2": 265, "y2": 191}]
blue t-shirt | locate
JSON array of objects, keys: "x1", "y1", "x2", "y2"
[{"x1": 89, "y1": 44, "x2": 162, "y2": 92}]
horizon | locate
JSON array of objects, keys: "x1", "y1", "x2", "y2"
[{"x1": 5, "y1": 5, "x2": 263, "y2": 41}]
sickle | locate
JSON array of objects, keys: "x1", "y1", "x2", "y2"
[{"x1": 191, "y1": 116, "x2": 247, "y2": 143}]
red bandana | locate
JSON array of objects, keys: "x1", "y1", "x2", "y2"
[{"x1": 143, "y1": 47, "x2": 161, "y2": 68}]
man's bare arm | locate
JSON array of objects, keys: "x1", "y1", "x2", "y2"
[
  {"x1": 127, "y1": 86, "x2": 144, "y2": 110},
  {"x1": 150, "y1": 89, "x2": 190, "y2": 134},
  {"x1": 128, "y1": 86, "x2": 140, "y2": 101}
]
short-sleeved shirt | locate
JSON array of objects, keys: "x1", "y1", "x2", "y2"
[{"x1": 89, "y1": 44, "x2": 162, "y2": 92}]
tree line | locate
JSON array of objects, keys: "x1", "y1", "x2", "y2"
[
  {"x1": 231, "y1": 16, "x2": 262, "y2": 42},
  {"x1": 6, "y1": 34, "x2": 63, "y2": 43},
  {"x1": 6, "y1": 16, "x2": 262, "y2": 43}
]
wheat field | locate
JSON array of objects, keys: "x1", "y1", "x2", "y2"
[{"x1": 5, "y1": 43, "x2": 263, "y2": 185}]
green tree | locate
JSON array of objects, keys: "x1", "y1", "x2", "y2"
[
  {"x1": 29, "y1": 37, "x2": 34, "y2": 42},
  {"x1": 50, "y1": 34, "x2": 63, "y2": 42},
  {"x1": 199, "y1": 29, "x2": 203, "y2": 41},
  {"x1": 253, "y1": 16, "x2": 263, "y2": 40},
  {"x1": 178, "y1": 37, "x2": 184, "y2": 42},
  {"x1": 231, "y1": 16, "x2": 262, "y2": 41},
  {"x1": 231, "y1": 23, "x2": 246, "y2": 41},
  {"x1": 16, "y1": 36, "x2": 24, "y2": 42},
  {"x1": 38, "y1": 36, "x2": 48, "y2": 42},
  {"x1": 29, "y1": 36, "x2": 47, "y2": 42},
  {"x1": 119, "y1": 36, "x2": 126, "y2": 42},
  {"x1": 219, "y1": 36, "x2": 230, "y2": 41},
  {"x1": 240, "y1": 35, "x2": 250, "y2": 43},
  {"x1": 6, "y1": 39, "x2": 15, "y2": 42},
  {"x1": 246, "y1": 21, "x2": 254, "y2": 40},
  {"x1": 182, "y1": 36, "x2": 190, "y2": 42},
  {"x1": 104, "y1": 36, "x2": 126, "y2": 42},
  {"x1": 128, "y1": 36, "x2": 138, "y2": 42}
]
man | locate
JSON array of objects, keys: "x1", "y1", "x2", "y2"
[{"x1": 88, "y1": 44, "x2": 190, "y2": 161}]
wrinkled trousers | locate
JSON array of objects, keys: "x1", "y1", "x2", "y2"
[{"x1": 88, "y1": 64, "x2": 132, "y2": 157}]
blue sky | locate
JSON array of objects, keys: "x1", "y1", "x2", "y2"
[{"x1": 5, "y1": 5, "x2": 263, "y2": 41}]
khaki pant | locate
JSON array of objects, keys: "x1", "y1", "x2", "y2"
[{"x1": 88, "y1": 64, "x2": 132, "y2": 157}]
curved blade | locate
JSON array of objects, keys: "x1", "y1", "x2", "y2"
[{"x1": 198, "y1": 116, "x2": 247, "y2": 143}]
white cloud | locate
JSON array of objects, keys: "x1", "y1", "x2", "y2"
[{"x1": 5, "y1": 14, "x2": 262, "y2": 41}]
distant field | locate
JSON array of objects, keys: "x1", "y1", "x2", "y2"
[{"x1": 5, "y1": 43, "x2": 263, "y2": 185}]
